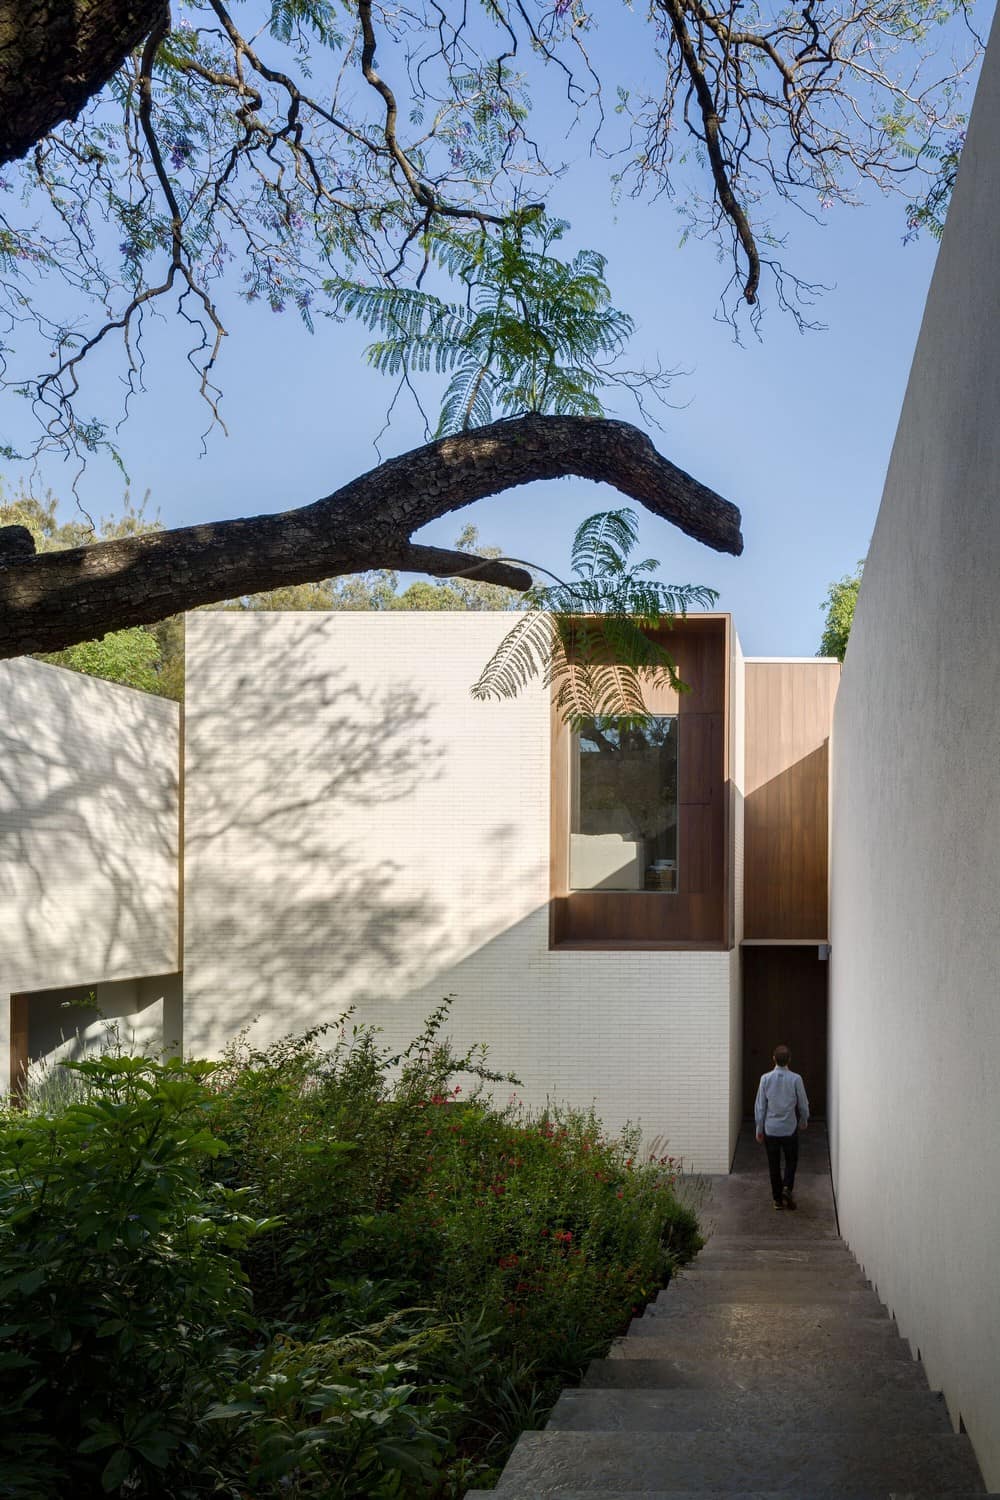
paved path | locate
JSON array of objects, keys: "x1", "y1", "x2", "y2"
[{"x1": 468, "y1": 1124, "x2": 993, "y2": 1498}]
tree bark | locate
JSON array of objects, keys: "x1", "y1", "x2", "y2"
[
  {"x1": 0, "y1": 414, "x2": 742, "y2": 658},
  {"x1": 0, "y1": 0, "x2": 165, "y2": 165}
]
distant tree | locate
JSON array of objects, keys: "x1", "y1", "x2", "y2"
[
  {"x1": 222, "y1": 526, "x2": 523, "y2": 614},
  {"x1": 41, "y1": 628, "x2": 163, "y2": 694},
  {"x1": 818, "y1": 561, "x2": 865, "y2": 661},
  {"x1": 0, "y1": 487, "x2": 179, "y2": 694}
]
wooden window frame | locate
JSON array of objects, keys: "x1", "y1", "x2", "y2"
[{"x1": 549, "y1": 614, "x2": 733, "y2": 950}]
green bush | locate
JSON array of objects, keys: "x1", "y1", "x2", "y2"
[
  {"x1": 0, "y1": 1010, "x2": 701, "y2": 1496},
  {"x1": 0, "y1": 1055, "x2": 259, "y2": 1496}
]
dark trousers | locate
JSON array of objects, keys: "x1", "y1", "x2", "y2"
[{"x1": 764, "y1": 1131, "x2": 799, "y2": 1203}]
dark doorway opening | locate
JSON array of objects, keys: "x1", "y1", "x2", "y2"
[{"x1": 742, "y1": 945, "x2": 828, "y2": 1120}]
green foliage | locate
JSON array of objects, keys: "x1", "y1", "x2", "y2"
[
  {"x1": 818, "y1": 559, "x2": 864, "y2": 660},
  {"x1": 330, "y1": 218, "x2": 665, "y2": 436},
  {"x1": 0, "y1": 486, "x2": 182, "y2": 700},
  {"x1": 221, "y1": 527, "x2": 523, "y2": 615},
  {"x1": 0, "y1": 1055, "x2": 259, "y2": 1497},
  {"x1": 903, "y1": 126, "x2": 967, "y2": 240},
  {"x1": 40, "y1": 628, "x2": 163, "y2": 694},
  {"x1": 0, "y1": 1012, "x2": 701, "y2": 1495},
  {"x1": 473, "y1": 507, "x2": 718, "y2": 726}
]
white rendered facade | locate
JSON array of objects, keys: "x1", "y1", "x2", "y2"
[
  {"x1": 0, "y1": 658, "x2": 181, "y2": 1092},
  {"x1": 827, "y1": 12, "x2": 1000, "y2": 1486},
  {"x1": 183, "y1": 611, "x2": 744, "y2": 1173}
]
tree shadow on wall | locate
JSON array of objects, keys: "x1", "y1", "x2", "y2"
[
  {"x1": 0, "y1": 662, "x2": 179, "y2": 983},
  {"x1": 183, "y1": 616, "x2": 449, "y2": 1050}
]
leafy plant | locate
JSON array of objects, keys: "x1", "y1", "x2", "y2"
[
  {"x1": 472, "y1": 506, "x2": 718, "y2": 726},
  {"x1": 0, "y1": 1008, "x2": 701, "y2": 1494},
  {"x1": 0, "y1": 1055, "x2": 262, "y2": 1495},
  {"x1": 330, "y1": 217, "x2": 670, "y2": 436},
  {"x1": 818, "y1": 559, "x2": 865, "y2": 661}
]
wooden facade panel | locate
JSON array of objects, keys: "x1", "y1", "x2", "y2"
[
  {"x1": 744, "y1": 661, "x2": 839, "y2": 940},
  {"x1": 551, "y1": 616, "x2": 729, "y2": 948},
  {"x1": 679, "y1": 713, "x2": 717, "y2": 806}
]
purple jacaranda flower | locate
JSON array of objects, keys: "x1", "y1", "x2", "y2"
[{"x1": 169, "y1": 136, "x2": 194, "y2": 171}]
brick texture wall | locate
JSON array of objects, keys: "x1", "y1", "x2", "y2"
[{"x1": 184, "y1": 612, "x2": 737, "y2": 1171}]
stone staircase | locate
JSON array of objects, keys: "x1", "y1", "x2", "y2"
[{"x1": 467, "y1": 1124, "x2": 993, "y2": 1499}]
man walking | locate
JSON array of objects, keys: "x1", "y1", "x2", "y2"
[{"x1": 754, "y1": 1044, "x2": 809, "y2": 1209}]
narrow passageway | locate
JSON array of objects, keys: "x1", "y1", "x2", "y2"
[{"x1": 469, "y1": 1124, "x2": 993, "y2": 1498}]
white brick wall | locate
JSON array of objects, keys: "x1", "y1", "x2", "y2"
[
  {"x1": 184, "y1": 612, "x2": 737, "y2": 1171},
  {"x1": 0, "y1": 659, "x2": 181, "y2": 1088}
]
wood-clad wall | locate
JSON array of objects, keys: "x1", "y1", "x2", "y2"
[
  {"x1": 550, "y1": 616, "x2": 729, "y2": 948},
  {"x1": 743, "y1": 661, "x2": 840, "y2": 940}
]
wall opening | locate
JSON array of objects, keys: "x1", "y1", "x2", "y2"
[
  {"x1": 741, "y1": 945, "x2": 828, "y2": 1119},
  {"x1": 7, "y1": 973, "x2": 183, "y2": 1104}
]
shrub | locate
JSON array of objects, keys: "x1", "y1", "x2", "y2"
[
  {"x1": 0, "y1": 1010, "x2": 702, "y2": 1495},
  {"x1": 0, "y1": 1055, "x2": 259, "y2": 1496},
  {"x1": 210, "y1": 1007, "x2": 701, "y2": 1482}
]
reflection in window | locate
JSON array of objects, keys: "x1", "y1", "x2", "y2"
[{"x1": 569, "y1": 717, "x2": 678, "y2": 893}]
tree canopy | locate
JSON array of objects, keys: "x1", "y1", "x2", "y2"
[
  {"x1": 0, "y1": 0, "x2": 978, "y2": 465},
  {"x1": 0, "y1": 0, "x2": 978, "y2": 656},
  {"x1": 818, "y1": 560, "x2": 865, "y2": 661}
]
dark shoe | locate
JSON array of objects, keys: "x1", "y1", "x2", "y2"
[
  {"x1": 783, "y1": 1189, "x2": 797, "y2": 1210},
  {"x1": 772, "y1": 1199, "x2": 785, "y2": 1210}
]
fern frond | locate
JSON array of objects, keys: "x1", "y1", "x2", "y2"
[
  {"x1": 571, "y1": 509, "x2": 640, "y2": 580},
  {"x1": 470, "y1": 610, "x2": 557, "y2": 702}
]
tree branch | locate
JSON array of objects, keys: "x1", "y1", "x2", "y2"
[
  {"x1": 0, "y1": 414, "x2": 741, "y2": 657},
  {"x1": 0, "y1": 0, "x2": 168, "y2": 166}
]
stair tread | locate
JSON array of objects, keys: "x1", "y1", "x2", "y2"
[
  {"x1": 581, "y1": 1356, "x2": 938, "y2": 1391},
  {"x1": 469, "y1": 1491, "x2": 998, "y2": 1499},
  {"x1": 547, "y1": 1387, "x2": 953, "y2": 1433},
  {"x1": 491, "y1": 1431, "x2": 987, "y2": 1496}
]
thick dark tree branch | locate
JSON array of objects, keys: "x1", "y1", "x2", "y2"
[
  {"x1": 0, "y1": 0, "x2": 167, "y2": 166},
  {"x1": 0, "y1": 414, "x2": 742, "y2": 658}
]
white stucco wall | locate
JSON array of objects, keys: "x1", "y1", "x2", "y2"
[
  {"x1": 0, "y1": 659, "x2": 181, "y2": 1089},
  {"x1": 829, "y1": 15, "x2": 1000, "y2": 1484},
  {"x1": 728, "y1": 630, "x2": 745, "y2": 1164},
  {"x1": 184, "y1": 611, "x2": 737, "y2": 1171}
]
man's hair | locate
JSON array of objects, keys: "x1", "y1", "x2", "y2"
[{"x1": 773, "y1": 1044, "x2": 791, "y2": 1066}]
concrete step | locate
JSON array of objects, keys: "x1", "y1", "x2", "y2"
[
  {"x1": 545, "y1": 1386, "x2": 953, "y2": 1434},
  {"x1": 691, "y1": 1247, "x2": 857, "y2": 1265},
  {"x1": 697, "y1": 1235, "x2": 843, "y2": 1249},
  {"x1": 611, "y1": 1332, "x2": 917, "y2": 1368},
  {"x1": 468, "y1": 1491, "x2": 997, "y2": 1498},
  {"x1": 629, "y1": 1304, "x2": 896, "y2": 1333},
  {"x1": 581, "y1": 1355, "x2": 937, "y2": 1393},
  {"x1": 651, "y1": 1286, "x2": 884, "y2": 1310},
  {"x1": 672, "y1": 1265, "x2": 869, "y2": 1287},
  {"x1": 488, "y1": 1431, "x2": 987, "y2": 1496},
  {"x1": 612, "y1": 1323, "x2": 914, "y2": 1361}
]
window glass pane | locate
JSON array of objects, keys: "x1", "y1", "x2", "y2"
[{"x1": 569, "y1": 717, "x2": 678, "y2": 892}]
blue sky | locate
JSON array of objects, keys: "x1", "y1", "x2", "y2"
[{"x1": 10, "y1": 6, "x2": 988, "y2": 657}]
